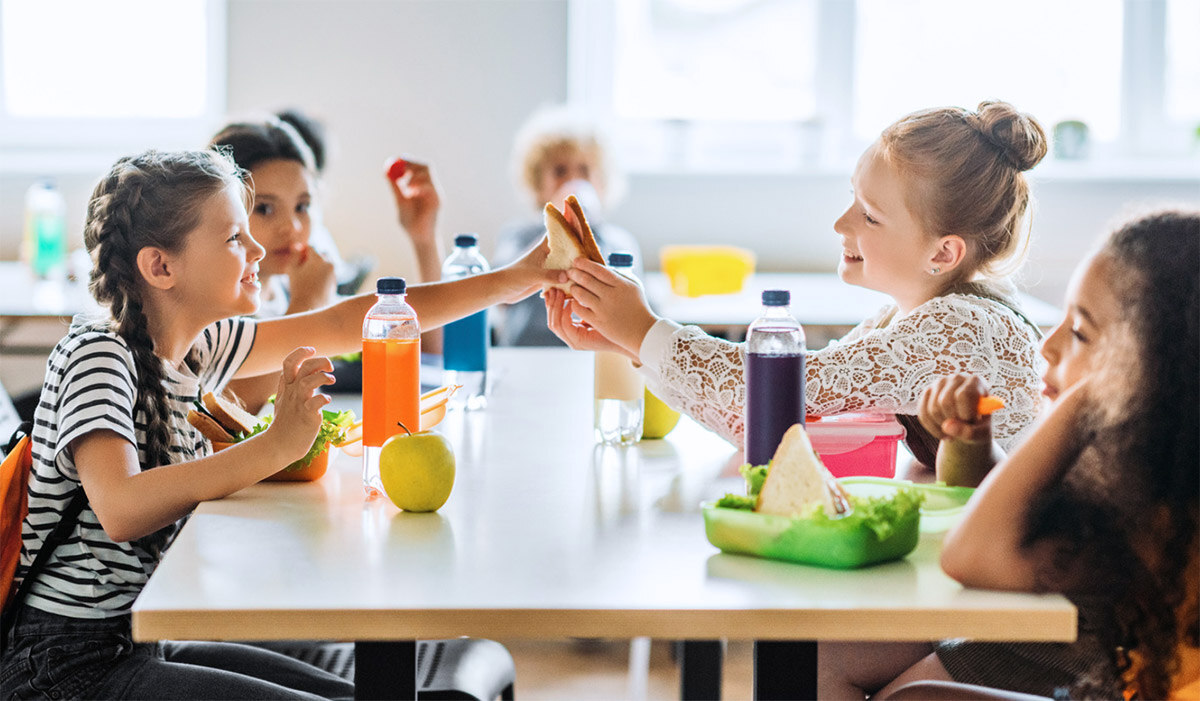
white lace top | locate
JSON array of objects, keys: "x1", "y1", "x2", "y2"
[{"x1": 638, "y1": 293, "x2": 1046, "y2": 452}]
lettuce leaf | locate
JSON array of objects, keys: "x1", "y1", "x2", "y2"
[{"x1": 232, "y1": 409, "x2": 357, "y2": 470}]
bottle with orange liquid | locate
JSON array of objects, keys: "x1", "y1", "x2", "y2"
[{"x1": 362, "y1": 277, "x2": 421, "y2": 498}]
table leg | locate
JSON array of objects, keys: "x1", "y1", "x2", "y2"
[
  {"x1": 355, "y1": 640, "x2": 416, "y2": 700},
  {"x1": 754, "y1": 640, "x2": 816, "y2": 700},
  {"x1": 679, "y1": 639, "x2": 723, "y2": 700}
]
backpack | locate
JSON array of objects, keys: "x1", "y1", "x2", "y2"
[{"x1": 1, "y1": 421, "x2": 86, "y2": 653}]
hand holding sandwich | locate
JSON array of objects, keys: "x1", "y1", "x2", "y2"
[{"x1": 545, "y1": 260, "x2": 659, "y2": 362}]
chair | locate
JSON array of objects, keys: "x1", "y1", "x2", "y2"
[
  {"x1": 883, "y1": 680, "x2": 1051, "y2": 700},
  {"x1": 257, "y1": 638, "x2": 515, "y2": 700}
]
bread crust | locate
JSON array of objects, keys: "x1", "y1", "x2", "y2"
[
  {"x1": 564, "y1": 195, "x2": 605, "y2": 264},
  {"x1": 187, "y1": 410, "x2": 235, "y2": 443},
  {"x1": 201, "y1": 391, "x2": 259, "y2": 437}
]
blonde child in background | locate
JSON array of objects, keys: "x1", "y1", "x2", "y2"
[
  {"x1": 210, "y1": 117, "x2": 446, "y2": 409},
  {"x1": 548, "y1": 101, "x2": 1048, "y2": 473},
  {"x1": 820, "y1": 209, "x2": 1199, "y2": 700},
  {"x1": 0, "y1": 149, "x2": 556, "y2": 699},
  {"x1": 493, "y1": 104, "x2": 642, "y2": 346}
]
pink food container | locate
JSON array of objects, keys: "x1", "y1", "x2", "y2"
[{"x1": 808, "y1": 413, "x2": 906, "y2": 479}]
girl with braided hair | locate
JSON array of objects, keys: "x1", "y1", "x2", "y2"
[
  {"x1": 546, "y1": 101, "x2": 1051, "y2": 478},
  {"x1": 820, "y1": 209, "x2": 1199, "y2": 699},
  {"x1": 1, "y1": 148, "x2": 557, "y2": 699}
]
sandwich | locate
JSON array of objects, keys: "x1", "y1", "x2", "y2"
[
  {"x1": 543, "y1": 194, "x2": 605, "y2": 295},
  {"x1": 755, "y1": 424, "x2": 850, "y2": 519},
  {"x1": 187, "y1": 391, "x2": 356, "y2": 471}
]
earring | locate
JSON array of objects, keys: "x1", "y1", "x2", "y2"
[{"x1": 929, "y1": 267, "x2": 941, "y2": 275}]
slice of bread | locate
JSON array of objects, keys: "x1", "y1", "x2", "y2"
[
  {"x1": 201, "y1": 391, "x2": 260, "y2": 437},
  {"x1": 755, "y1": 424, "x2": 837, "y2": 518},
  {"x1": 187, "y1": 410, "x2": 235, "y2": 443},
  {"x1": 543, "y1": 194, "x2": 605, "y2": 294}
]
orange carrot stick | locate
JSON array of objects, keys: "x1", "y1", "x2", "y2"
[{"x1": 977, "y1": 396, "x2": 1005, "y2": 416}]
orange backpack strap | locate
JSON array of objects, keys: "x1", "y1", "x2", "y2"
[{"x1": 1, "y1": 421, "x2": 88, "y2": 655}]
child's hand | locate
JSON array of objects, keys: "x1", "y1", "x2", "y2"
[
  {"x1": 562, "y1": 257, "x2": 659, "y2": 358},
  {"x1": 918, "y1": 373, "x2": 993, "y2": 443},
  {"x1": 268, "y1": 347, "x2": 334, "y2": 463},
  {"x1": 501, "y1": 235, "x2": 564, "y2": 303},
  {"x1": 387, "y1": 157, "x2": 440, "y2": 245},
  {"x1": 285, "y1": 246, "x2": 337, "y2": 313},
  {"x1": 544, "y1": 288, "x2": 638, "y2": 361}
]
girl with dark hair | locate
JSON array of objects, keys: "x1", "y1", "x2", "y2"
[
  {"x1": 0, "y1": 149, "x2": 555, "y2": 699},
  {"x1": 821, "y1": 208, "x2": 1200, "y2": 699}
]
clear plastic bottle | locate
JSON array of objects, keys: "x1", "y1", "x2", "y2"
[
  {"x1": 361, "y1": 277, "x2": 421, "y2": 498},
  {"x1": 594, "y1": 252, "x2": 644, "y2": 444},
  {"x1": 22, "y1": 180, "x2": 67, "y2": 280},
  {"x1": 744, "y1": 289, "x2": 807, "y2": 466},
  {"x1": 441, "y1": 234, "x2": 490, "y2": 410}
]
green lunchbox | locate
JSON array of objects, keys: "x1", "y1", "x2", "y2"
[{"x1": 702, "y1": 477, "x2": 975, "y2": 569}]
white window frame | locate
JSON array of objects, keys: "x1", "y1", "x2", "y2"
[
  {"x1": 0, "y1": 0, "x2": 227, "y2": 174},
  {"x1": 569, "y1": 0, "x2": 1199, "y2": 177}
]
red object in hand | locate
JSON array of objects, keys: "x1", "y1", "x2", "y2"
[{"x1": 386, "y1": 157, "x2": 407, "y2": 181}]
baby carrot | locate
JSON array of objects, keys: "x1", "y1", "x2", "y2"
[{"x1": 977, "y1": 396, "x2": 1005, "y2": 416}]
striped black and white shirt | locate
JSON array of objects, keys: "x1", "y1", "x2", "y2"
[{"x1": 19, "y1": 315, "x2": 256, "y2": 618}]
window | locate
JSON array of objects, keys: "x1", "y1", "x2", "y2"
[
  {"x1": 0, "y1": 0, "x2": 226, "y2": 170},
  {"x1": 570, "y1": 0, "x2": 1200, "y2": 174}
]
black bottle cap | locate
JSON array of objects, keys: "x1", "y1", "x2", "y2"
[
  {"x1": 607, "y1": 252, "x2": 634, "y2": 267},
  {"x1": 762, "y1": 289, "x2": 790, "y2": 306},
  {"x1": 454, "y1": 234, "x2": 478, "y2": 247},
  {"x1": 376, "y1": 276, "x2": 406, "y2": 294}
]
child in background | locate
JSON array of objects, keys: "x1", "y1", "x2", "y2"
[
  {"x1": 547, "y1": 101, "x2": 1048, "y2": 471},
  {"x1": 0, "y1": 149, "x2": 555, "y2": 699},
  {"x1": 493, "y1": 104, "x2": 642, "y2": 346},
  {"x1": 275, "y1": 108, "x2": 446, "y2": 297},
  {"x1": 211, "y1": 117, "x2": 446, "y2": 409},
  {"x1": 820, "y1": 209, "x2": 1199, "y2": 700}
]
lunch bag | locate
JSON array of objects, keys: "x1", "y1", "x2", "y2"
[{"x1": 0, "y1": 421, "x2": 86, "y2": 655}]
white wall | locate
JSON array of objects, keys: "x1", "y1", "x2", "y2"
[{"x1": 1, "y1": 0, "x2": 1197, "y2": 310}]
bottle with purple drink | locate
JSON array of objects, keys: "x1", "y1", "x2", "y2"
[{"x1": 745, "y1": 289, "x2": 807, "y2": 466}]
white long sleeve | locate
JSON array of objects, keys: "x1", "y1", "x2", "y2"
[{"x1": 638, "y1": 294, "x2": 1045, "y2": 451}]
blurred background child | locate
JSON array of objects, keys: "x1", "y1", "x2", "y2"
[
  {"x1": 493, "y1": 104, "x2": 642, "y2": 347},
  {"x1": 819, "y1": 208, "x2": 1199, "y2": 700},
  {"x1": 210, "y1": 116, "x2": 447, "y2": 408},
  {"x1": 548, "y1": 101, "x2": 1049, "y2": 475}
]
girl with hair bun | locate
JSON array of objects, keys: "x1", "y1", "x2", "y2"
[
  {"x1": 548, "y1": 101, "x2": 1050, "y2": 472},
  {"x1": 0, "y1": 148, "x2": 556, "y2": 699}
]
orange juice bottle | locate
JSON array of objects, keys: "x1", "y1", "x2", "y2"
[{"x1": 361, "y1": 277, "x2": 421, "y2": 498}]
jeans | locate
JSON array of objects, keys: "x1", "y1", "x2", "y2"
[{"x1": 1, "y1": 605, "x2": 354, "y2": 700}]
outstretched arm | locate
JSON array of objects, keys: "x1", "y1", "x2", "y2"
[{"x1": 240, "y1": 237, "x2": 562, "y2": 377}]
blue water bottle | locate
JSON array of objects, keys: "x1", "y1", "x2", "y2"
[{"x1": 442, "y1": 234, "x2": 490, "y2": 410}]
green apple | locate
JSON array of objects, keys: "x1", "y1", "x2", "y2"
[
  {"x1": 380, "y1": 427, "x2": 456, "y2": 512},
  {"x1": 642, "y1": 388, "x2": 681, "y2": 439}
]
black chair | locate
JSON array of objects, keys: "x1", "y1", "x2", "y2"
[{"x1": 256, "y1": 638, "x2": 515, "y2": 700}]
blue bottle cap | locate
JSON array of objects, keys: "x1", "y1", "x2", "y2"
[
  {"x1": 762, "y1": 289, "x2": 790, "y2": 306},
  {"x1": 376, "y1": 276, "x2": 406, "y2": 294},
  {"x1": 607, "y1": 252, "x2": 634, "y2": 267},
  {"x1": 454, "y1": 234, "x2": 478, "y2": 247}
]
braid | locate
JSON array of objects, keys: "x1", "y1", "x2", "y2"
[{"x1": 83, "y1": 149, "x2": 246, "y2": 468}]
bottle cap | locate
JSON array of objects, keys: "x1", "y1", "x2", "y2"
[
  {"x1": 607, "y1": 252, "x2": 634, "y2": 267},
  {"x1": 762, "y1": 289, "x2": 790, "y2": 306},
  {"x1": 454, "y1": 234, "x2": 478, "y2": 247},
  {"x1": 376, "y1": 276, "x2": 406, "y2": 294}
]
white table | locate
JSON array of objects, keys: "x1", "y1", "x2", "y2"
[
  {"x1": 132, "y1": 348, "x2": 1075, "y2": 699},
  {"x1": 645, "y1": 272, "x2": 1063, "y2": 343}
]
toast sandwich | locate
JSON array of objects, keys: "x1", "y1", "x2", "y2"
[{"x1": 543, "y1": 194, "x2": 605, "y2": 295}]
